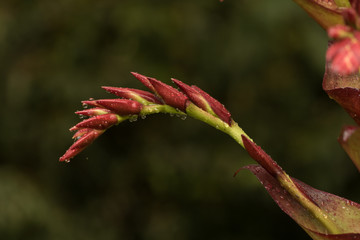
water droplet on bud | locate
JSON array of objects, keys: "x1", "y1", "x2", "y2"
[
  {"x1": 129, "y1": 115, "x2": 138, "y2": 122},
  {"x1": 64, "y1": 159, "x2": 71, "y2": 163}
]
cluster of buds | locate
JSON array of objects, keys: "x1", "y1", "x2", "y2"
[
  {"x1": 326, "y1": 0, "x2": 360, "y2": 74},
  {"x1": 60, "y1": 72, "x2": 234, "y2": 162}
]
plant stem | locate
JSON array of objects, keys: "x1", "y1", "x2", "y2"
[
  {"x1": 185, "y1": 103, "x2": 251, "y2": 147},
  {"x1": 277, "y1": 173, "x2": 342, "y2": 234}
]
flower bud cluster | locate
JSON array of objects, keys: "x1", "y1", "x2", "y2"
[
  {"x1": 60, "y1": 72, "x2": 232, "y2": 162},
  {"x1": 326, "y1": 2, "x2": 360, "y2": 74}
]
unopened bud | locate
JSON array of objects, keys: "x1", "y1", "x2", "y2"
[
  {"x1": 131, "y1": 72, "x2": 157, "y2": 93},
  {"x1": 191, "y1": 85, "x2": 232, "y2": 125},
  {"x1": 70, "y1": 113, "x2": 120, "y2": 131},
  {"x1": 328, "y1": 25, "x2": 353, "y2": 39},
  {"x1": 172, "y1": 78, "x2": 214, "y2": 114},
  {"x1": 76, "y1": 108, "x2": 111, "y2": 117},
  {"x1": 102, "y1": 86, "x2": 162, "y2": 104},
  {"x1": 147, "y1": 77, "x2": 188, "y2": 112},
  {"x1": 82, "y1": 99, "x2": 143, "y2": 115},
  {"x1": 60, "y1": 129, "x2": 103, "y2": 162}
]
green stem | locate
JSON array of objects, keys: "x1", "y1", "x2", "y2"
[
  {"x1": 185, "y1": 103, "x2": 250, "y2": 147},
  {"x1": 141, "y1": 102, "x2": 343, "y2": 234},
  {"x1": 277, "y1": 173, "x2": 341, "y2": 234},
  {"x1": 334, "y1": 0, "x2": 351, "y2": 7},
  {"x1": 185, "y1": 103, "x2": 342, "y2": 234}
]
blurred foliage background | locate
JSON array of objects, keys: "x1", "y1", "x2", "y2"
[{"x1": 1, "y1": 0, "x2": 360, "y2": 239}]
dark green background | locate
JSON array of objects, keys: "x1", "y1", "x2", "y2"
[{"x1": 1, "y1": 0, "x2": 359, "y2": 239}]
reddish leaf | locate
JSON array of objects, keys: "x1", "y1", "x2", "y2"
[
  {"x1": 240, "y1": 136, "x2": 360, "y2": 238},
  {"x1": 326, "y1": 88, "x2": 360, "y2": 125},
  {"x1": 323, "y1": 63, "x2": 360, "y2": 125},
  {"x1": 243, "y1": 164, "x2": 360, "y2": 239},
  {"x1": 338, "y1": 125, "x2": 360, "y2": 171}
]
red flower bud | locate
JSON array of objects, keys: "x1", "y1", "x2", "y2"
[
  {"x1": 82, "y1": 99, "x2": 143, "y2": 115},
  {"x1": 76, "y1": 108, "x2": 111, "y2": 117},
  {"x1": 172, "y1": 78, "x2": 211, "y2": 113},
  {"x1": 241, "y1": 135, "x2": 283, "y2": 177},
  {"x1": 70, "y1": 113, "x2": 120, "y2": 131},
  {"x1": 328, "y1": 25, "x2": 352, "y2": 39},
  {"x1": 326, "y1": 33, "x2": 360, "y2": 75},
  {"x1": 60, "y1": 129, "x2": 103, "y2": 162},
  {"x1": 131, "y1": 72, "x2": 157, "y2": 93},
  {"x1": 102, "y1": 86, "x2": 162, "y2": 104},
  {"x1": 147, "y1": 77, "x2": 189, "y2": 112},
  {"x1": 191, "y1": 85, "x2": 232, "y2": 125},
  {"x1": 72, "y1": 128, "x2": 92, "y2": 139}
]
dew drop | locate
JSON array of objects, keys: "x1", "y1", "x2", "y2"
[
  {"x1": 180, "y1": 115, "x2": 187, "y2": 120},
  {"x1": 64, "y1": 159, "x2": 71, "y2": 163},
  {"x1": 129, "y1": 115, "x2": 138, "y2": 122},
  {"x1": 140, "y1": 114, "x2": 146, "y2": 120},
  {"x1": 89, "y1": 97, "x2": 94, "y2": 101},
  {"x1": 83, "y1": 103, "x2": 88, "y2": 109}
]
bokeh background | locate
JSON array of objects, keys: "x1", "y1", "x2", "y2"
[{"x1": 1, "y1": 0, "x2": 359, "y2": 239}]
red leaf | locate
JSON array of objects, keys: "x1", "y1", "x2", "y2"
[
  {"x1": 323, "y1": 62, "x2": 360, "y2": 125},
  {"x1": 326, "y1": 88, "x2": 360, "y2": 125},
  {"x1": 243, "y1": 164, "x2": 360, "y2": 238},
  {"x1": 338, "y1": 125, "x2": 360, "y2": 172}
]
